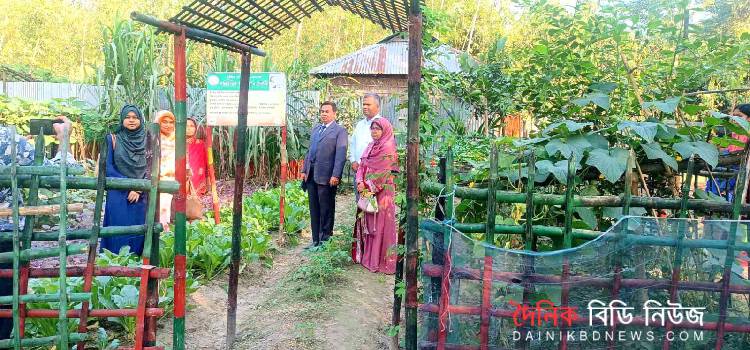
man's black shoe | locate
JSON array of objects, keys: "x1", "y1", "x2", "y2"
[{"x1": 304, "y1": 243, "x2": 318, "y2": 250}]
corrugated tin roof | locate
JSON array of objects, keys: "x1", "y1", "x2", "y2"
[{"x1": 310, "y1": 35, "x2": 468, "y2": 76}]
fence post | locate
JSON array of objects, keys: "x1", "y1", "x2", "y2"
[
  {"x1": 427, "y1": 157, "x2": 447, "y2": 342},
  {"x1": 55, "y1": 127, "x2": 71, "y2": 350},
  {"x1": 227, "y1": 52, "x2": 251, "y2": 348},
  {"x1": 480, "y1": 143, "x2": 497, "y2": 349},
  {"x1": 660, "y1": 156, "x2": 695, "y2": 349},
  {"x1": 524, "y1": 151, "x2": 536, "y2": 251},
  {"x1": 404, "y1": 0, "x2": 424, "y2": 348},
  {"x1": 519, "y1": 150, "x2": 536, "y2": 349},
  {"x1": 485, "y1": 143, "x2": 497, "y2": 245},
  {"x1": 437, "y1": 148, "x2": 454, "y2": 349},
  {"x1": 143, "y1": 123, "x2": 162, "y2": 347},
  {"x1": 20, "y1": 130, "x2": 45, "y2": 339},
  {"x1": 714, "y1": 150, "x2": 748, "y2": 349},
  {"x1": 172, "y1": 29, "x2": 188, "y2": 350},
  {"x1": 76, "y1": 136, "x2": 108, "y2": 350}
]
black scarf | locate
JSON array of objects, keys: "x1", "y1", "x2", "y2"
[{"x1": 113, "y1": 105, "x2": 148, "y2": 179}]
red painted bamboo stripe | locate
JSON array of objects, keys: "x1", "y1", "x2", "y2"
[
  {"x1": 479, "y1": 256, "x2": 492, "y2": 350},
  {"x1": 0, "y1": 266, "x2": 170, "y2": 279},
  {"x1": 174, "y1": 255, "x2": 187, "y2": 318},
  {"x1": 19, "y1": 265, "x2": 28, "y2": 337},
  {"x1": 608, "y1": 264, "x2": 622, "y2": 350},
  {"x1": 418, "y1": 341, "x2": 485, "y2": 350},
  {"x1": 134, "y1": 265, "x2": 151, "y2": 350},
  {"x1": 0, "y1": 308, "x2": 163, "y2": 318},
  {"x1": 421, "y1": 264, "x2": 750, "y2": 294},
  {"x1": 559, "y1": 258, "x2": 570, "y2": 350},
  {"x1": 419, "y1": 303, "x2": 750, "y2": 332},
  {"x1": 437, "y1": 249, "x2": 452, "y2": 350},
  {"x1": 662, "y1": 265, "x2": 682, "y2": 350},
  {"x1": 77, "y1": 245, "x2": 100, "y2": 350}
]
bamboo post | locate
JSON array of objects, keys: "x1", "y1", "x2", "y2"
[
  {"x1": 437, "y1": 148, "x2": 454, "y2": 349},
  {"x1": 205, "y1": 126, "x2": 221, "y2": 224},
  {"x1": 172, "y1": 29, "x2": 188, "y2": 350},
  {"x1": 562, "y1": 156, "x2": 575, "y2": 248},
  {"x1": 278, "y1": 125, "x2": 288, "y2": 245},
  {"x1": 524, "y1": 152, "x2": 536, "y2": 251},
  {"x1": 608, "y1": 153, "x2": 635, "y2": 350},
  {"x1": 55, "y1": 126, "x2": 71, "y2": 350},
  {"x1": 143, "y1": 123, "x2": 162, "y2": 347},
  {"x1": 227, "y1": 52, "x2": 251, "y2": 348},
  {"x1": 714, "y1": 149, "x2": 748, "y2": 349},
  {"x1": 662, "y1": 156, "x2": 695, "y2": 349},
  {"x1": 519, "y1": 152, "x2": 536, "y2": 349},
  {"x1": 76, "y1": 137, "x2": 108, "y2": 350},
  {"x1": 559, "y1": 156, "x2": 576, "y2": 350},
  {"x1": 10, "y1": 127, "x2": 21, "y2": 350},
  {"x1": 391, "y1": 226, "x2": 405, "y2": 349},
  {"x1": 480, "y1": 144, "x2": 497, "y2": 349},
  {"x1": 426, "y1": 157, "x2": 447, "y2": 342},
  {"x1": 485, "y1": 144, "x2": 498, "y2": 245},
  {"x1": 404, "y1": 0, "x2": 423, "y2": 348},
  {"x1": 19, "y1": 130, "x2": 44, "y2": 338}
]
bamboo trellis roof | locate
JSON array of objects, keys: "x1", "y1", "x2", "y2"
[{"x1": 171, "y1": 0, "x2": 414, "y2": 49}]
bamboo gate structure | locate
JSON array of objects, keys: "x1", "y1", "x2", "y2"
[
  {"x1": 137, "y1": 1, "x2": 425, "y2": 349},
  {"x1": 418, "y1": 145, "x2": 750, "y2": 349},
  {"x1": 0, "y1": 125, "x2": 179, "y2": 349}
]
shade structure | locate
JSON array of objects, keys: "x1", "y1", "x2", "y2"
[{"x1": 171, "y1": 0, "x2": 414, "y2": 48}]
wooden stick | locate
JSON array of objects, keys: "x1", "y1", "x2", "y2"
[
  {"x1": 0, "y1": 204, "x2": 84, "y2": 218},
  {"x1": 684, "y1": 87, "x2": 750, "y2": 97}
]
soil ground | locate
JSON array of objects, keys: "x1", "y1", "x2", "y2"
[{"x1": 157, "y1": 191, "x2": 398, "y2": 350}]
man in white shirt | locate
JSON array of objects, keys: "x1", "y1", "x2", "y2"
[{"x1": 350, "y1": 93, "x2": 382, "y2": 173}]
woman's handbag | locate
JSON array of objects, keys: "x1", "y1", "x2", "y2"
[
  {"x1": 185, "y1": 180, "x2": 204, "y2": 221},
  {"x1": 170, "y1": 177, "x2": 205, "y2": 221},
  {"x1": 357, "y1": 192, "x2": 378, "y2": 214}
]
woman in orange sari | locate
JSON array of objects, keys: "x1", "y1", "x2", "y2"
[{"x1": 156, "y1": 110, "x2": 176, "y2": 231}]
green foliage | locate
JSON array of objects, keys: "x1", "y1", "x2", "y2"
[
  {"x1": 291, "y1": 234, "x2": 353, "y2": 300},
  {"x1": 243, "y1": 182, "x2": 311, "y2": 244},
  {"x1": 160, "y1": 182, "x2": 308, "y2": 280},
  {"x1": 98, "y1": 19, "x2": 163, "y2": 120}
]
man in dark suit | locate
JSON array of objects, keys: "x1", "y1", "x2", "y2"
[{"x1": 301, "y1": 101, "x2": 348, "y2": 249}]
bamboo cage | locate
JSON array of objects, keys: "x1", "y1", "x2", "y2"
[
  {"x1": 0, "y1": 124, "x2": 178, "y2": 350},
  {"x1": 418, "y1": 146, "x2": 750, "y2": 350}
]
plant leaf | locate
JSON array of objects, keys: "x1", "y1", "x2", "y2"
[
  {"x1": 585, "y1": 148, "x2": 629, "y2": 183},
  {"x1": 585, "y1": 133, "x2": 610, "y2": 149},
  {"x1": 642, "y1": 96, "x2": 681, "y2": 114},
  {"x1": 673, "y1": 141, "x2": 719, "y2": 168},
  {"x1": 542, "y1": 120, "x2": 592, "y2": 136},
  {"x1": 574, "y1": 207, "x2": 597, "y2": 229},
  {"x1": 572, "y1": 92, "x2": 610, "y2": 110},
  {"x1": 536, "y1": 159, "x2": 580, "y2": 183},
  {"x1": 618, "y1": 121, "x2": 658, "y2": 143},
  {"x1": 641, "y1": 142, "x2": 678, "y2": 171}
]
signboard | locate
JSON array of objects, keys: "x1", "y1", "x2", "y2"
[{"x1": 206, "y1": 72, "x2": 287, "y2": 127}]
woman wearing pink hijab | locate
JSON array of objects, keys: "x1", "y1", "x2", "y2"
[{"x1": 353, "y1": 118, "x2": 399, "y2": 274}]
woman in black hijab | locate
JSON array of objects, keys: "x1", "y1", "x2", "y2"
[{"x1": 100, "y1": 105, "x2": 149, "y2": 255}]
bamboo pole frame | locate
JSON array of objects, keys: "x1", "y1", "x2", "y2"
[{"x1": 420, "y1": 145, "x2": 750, "y2": 349}]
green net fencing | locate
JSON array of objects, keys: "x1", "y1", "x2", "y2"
[{"x1": 419, "y1": 217, "x2": 750, "y2": 349}]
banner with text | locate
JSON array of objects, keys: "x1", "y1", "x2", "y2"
[{"x1": 206, "y1": 72, "x2": 287, "y2": 127}]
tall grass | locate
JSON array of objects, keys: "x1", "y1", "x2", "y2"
[{"x1": 98, "y1": 19, "x2": 163, "y2": 122}]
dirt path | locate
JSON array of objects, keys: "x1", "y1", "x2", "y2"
[{"x1": 158, "y1": 191, "x2": 396, "y2": 350}]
